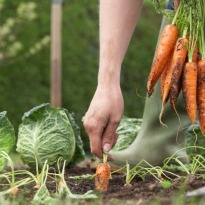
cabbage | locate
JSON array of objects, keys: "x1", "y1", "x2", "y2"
[
  {"x1": 16, "y1": 103, "x2": 85, "y2": 168},
  {"x1": 0, "y1": 111, "x2": 16, "y2": 171},
  {"x1": 112, "y1": 116, "x2": 142, "y2": 151}
]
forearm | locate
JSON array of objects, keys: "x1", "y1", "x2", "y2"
[{"x1": 98, "y1": 0, "x2": 144, "y2": 85}]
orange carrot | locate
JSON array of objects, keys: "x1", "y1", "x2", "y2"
[
  {"x1": 160, "y1": 55, "x2": 171, "y2": 101},
  {"x1": 170, "y1": 76, "x2": 182, "y2": 108},
  {"x1": 147, "y1": 24, "x2": 178, "y2": 96},
  {"x1": 33, "y1": 184, "x2": 41, "y2": 189},
  {"x1": 197, "y1": 59, "x2": 205, "y2": 134},
  {"x1": 170, "y1": 37, "x2": 189, "y2": 107},
  {"x1": 9, "y1": 187, "x2": 19, "y2": 196},
  {"x1": 57, "y1": 181, "x2": 64, "y2": 189},
  {"x1": 159, "y1": 51, "x2": 174, "y2": 126},
  {"x1": 192, "y1": 44, "x2": 199, "y2": 63},
  {"x1": 182, "y1": 62, "x2": 197, "y2": 124},
  {"x1": 161, "y1": 51, "x2": 174, "y2": 105},
  {"x1": 162, "y1": 38, "x2": 187, "y2": 104},
  {"x1": 95, "y1": 162, "x2": 111, "y2": 192}
]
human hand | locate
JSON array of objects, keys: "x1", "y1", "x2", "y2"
[
  {"x1": 83, "y1": 84, "x2": 124, "y2": 160},
  {"x1": 174, "y1": 0, "x2": 179, "y2": 10}
]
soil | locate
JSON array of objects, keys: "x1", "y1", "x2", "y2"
[
  {"x1": 63, "y1": 161, "x2": 205, "y2": 205},
  {"x1": 1, "y1": 158, "x2": 205, "y2": 205}
]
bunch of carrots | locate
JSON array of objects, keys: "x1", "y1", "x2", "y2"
[{"x1": 147, "y1": 0, "x2": 205, "y2": 134}]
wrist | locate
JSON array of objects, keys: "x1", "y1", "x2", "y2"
[{"x1": 98, "y1": 64, "x2": 121, "y2": 86}]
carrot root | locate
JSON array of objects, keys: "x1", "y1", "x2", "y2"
[
  {"x1": 95, "y1": 162, "x2": 111, "y2": 192},
  {"x1": 147, "y1": 24, "x2": 178, "y2": 96},
  {"x1": 182, "y1": 62, "x2": 197, "y2": 124},
  {"x1": 197, "y1": 60, "x2": 205, "y2": 135},
  {"x1": 9, "y1": 187, "x2": 19, "y2": 196}
]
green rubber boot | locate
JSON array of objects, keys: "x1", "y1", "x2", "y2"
[{"x1": 110, "y1": 17, "x2": 191, "y2": 167}]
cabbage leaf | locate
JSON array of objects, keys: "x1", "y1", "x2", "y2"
[
  {"x1": 0, "y1": 111, "x2": 16, "y2": 171},
  {"x1": 112, "y1": 116, "x2": 142, "y2": 151},
  {"x1": 16, "y1": 103, "x2": 85, "y2": 168}
]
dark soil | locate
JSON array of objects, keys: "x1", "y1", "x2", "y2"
[
  {"x1": 1, "y1": 159, "x2": 205, "y2": 205},
  {"x1": 63, "y1": 162, "x2": 205, "y2": 205}
]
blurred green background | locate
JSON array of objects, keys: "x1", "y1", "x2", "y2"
[{"x1": 0, "y1": 0, "x2": 162, "y2": 151}]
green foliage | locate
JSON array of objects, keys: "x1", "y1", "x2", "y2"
[
  {"x1": 0, "y1": 1, "x2": 40, "y2": 60},
  {"x1": 112, "y1": 116, "x2": 141, "y2": 151},
  {"x1": 0, "y1": 1, "x2": 162, "y2": 151},
  {"x1": 0, "y1": 112, "x2": 16, "y2": 171},
  {"x1": 185, "y1": 122, "x2": 205, "y2": 157},
  {"x1": 32, "y1": 184, "x2": 52, "y2": 205},
  {"x1": 16, "y1": 103, "x2": 85, "y2": 168},
  {"x1": 160, "y1": 180, "x2": 172, "y2": 188}
]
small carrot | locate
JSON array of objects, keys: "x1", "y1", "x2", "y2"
[
  {"x1": 147, "y1": 24, "x2": 178, "y2": 96},
  {"x1": 95, "y1": 154, "x2": 111, "y2": 192},
  {"x1": 57, "y1": 181, "x2": 64, "y2": 190},
  {"x1": 197, "y1": 59, "x2": 205, "y2": 134},
  {"x1": 33, "y1": 184, "x2": 41, "y2": 189},
  {"x1": 9, "y1": 187, "x2": 19, "y2": 196},
  {"x1": 170, "y1": 37, "x2": 189, "y2": 107},
  {"x1": 182, "y1": 62, "x2": 197, "y2": 124}
]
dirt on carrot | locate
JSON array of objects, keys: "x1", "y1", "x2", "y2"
[
  {"x1": 95, "y1": 162, "x2": 111, "y2": 192},
  {"x1": 197, "y1": 59, "x2": 205, "y2": 135},
  {"x1": 147, "y1": 24, "x2": 178, "y2": 97},
  {"x1": 182, "y1": 62, "x2": 197, "y2": 124},
  {"x1": 169, "y1": 37, "x2": 188, "y2": 107}
]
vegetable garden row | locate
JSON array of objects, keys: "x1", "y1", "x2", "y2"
[{"x1": 1, "y1": 0, "x2": 205, "y2": 204}]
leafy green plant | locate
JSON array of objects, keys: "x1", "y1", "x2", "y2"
[
  {"x1": 186, "y1": 122, "x2": 205, "y2": 157},
  {"x1": 53, "y1": 158, "x2": 97, "y2": 199},
  {"x1": 123, "y1": 159, "x2": 179, "y2": 187},
  {"x1": 0, "y1": 112, "x2": 16, "y2": 172},
  {"x1": 0, "y1": 151, "x2": 32, "y2": 196},
  {"x1": 112, "y1": 116, "x2": 141, "y2": 151},
  {"x1": 160, "y1": 180, "x2": 172, "y2": 188},
  {"x1": 16, "y1": 103, "x2": 85, "y2": 169},
  {"x1": 163, "y1": 146, "x2": 205, "y2": 176},
  {"x1": 31, "y1": 161, "x2": 53, "y2": 205},
  {"x1": 69, "y1": 174, "x2": 95, "y2": 180},
  {"x1": 0, "y1": 1, "x2": 50, "y2": 64}
]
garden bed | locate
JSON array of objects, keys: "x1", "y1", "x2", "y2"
[
  {"x1": 2, "y1": 158, "x2": 205, "y2": 205},
  {"x1": 64, "y1": 161, "x2": 205, "y2": 205}
]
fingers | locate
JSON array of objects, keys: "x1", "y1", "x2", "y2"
[
  {"x1": 104, "y1": 132, "x2": 118, "y2": 161},
  {"x1": 112, "y1": 132, "x2": 119, "y2": 147},
  {"x1": 84, "y1": 115, "x2": 120, "y2": 160},
  {"x1": 83, "y1": 85, "x2": 124, "y2": 161},
  {"x1": 102, "y1": 118, "x2": 120, "y2": 153},
  {"x1": 84, "y1": 117, "x2": 105, "y2": 159}
]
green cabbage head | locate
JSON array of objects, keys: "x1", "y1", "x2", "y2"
[{"x1": 16, "y1": 103, "x2": 85, "y2": 168}]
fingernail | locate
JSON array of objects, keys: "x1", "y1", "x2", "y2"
[{"x1": 103, "y1": 143, "x2": 111, "y2": 153}]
